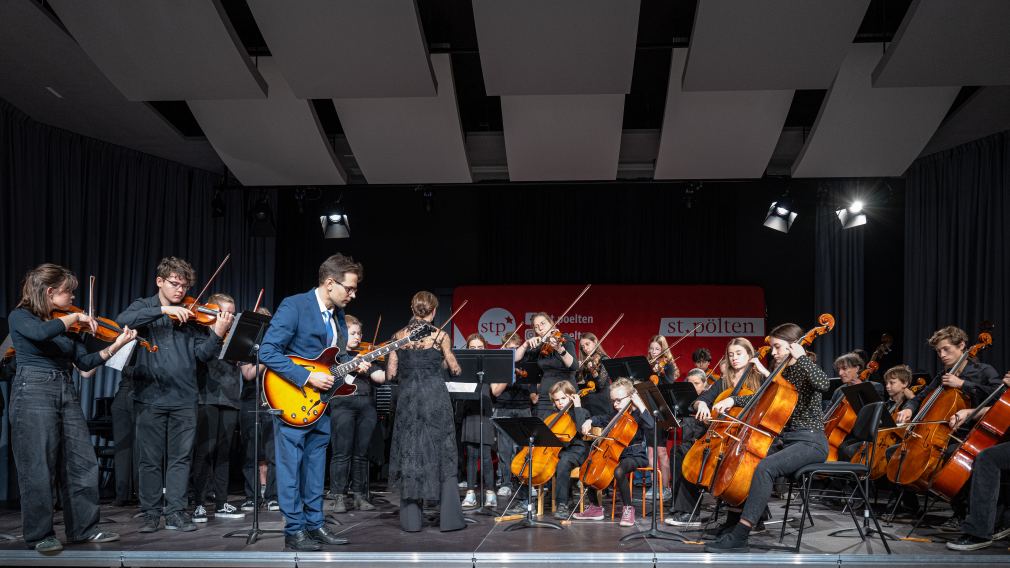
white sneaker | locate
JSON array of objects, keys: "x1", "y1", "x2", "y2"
[
  {"x1": 462, "y1": 490, "x2": 477, "y2": 509},
  {"x1": 530, "y1": 486, "x2": 538, "y2": 497},
  {"x1": 458, "y1": 481, "x2": 468, "y2": 489},
  {"x1": 484, "y1": 490, "x2": 497, "y2": 508},
  {"x1": 192, "y1": 505, "x2": 208, "y2": 523},
  {"x1": 497, "y1": 486, "x2": 511, "y2": 497},
  {"x1": 215, "y1": 502, "x2": 245, "y2": 519}
]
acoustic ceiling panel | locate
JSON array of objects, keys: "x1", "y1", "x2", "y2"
[
  {"x1": 655, "y1": 50, "x2": 793, "y2": 180},
  {"x1": 472, "y1": 0, "x2": 640, "y2": 95},
  {"x1": 48, "y1": 0, "x2": 266, "y2": 101},
  {"x1": 872, "y1": 0, "x2": 1010, "y2": 87},
  {"x1": 792, "y1": 44, "x2": 959, "y2": 178},
  {"x1": 331, "y1": 54, "x2": 471, "y2": 184},
  {"x1": 500, "y1": 94, "x2": 625, "y2": 181},
  {"x1": 247, "y1": 0, "x2": 435, "y2": 98},
  {"x1": 683, "y1": 0, "x2": 870, "y2": 91},
  {"x1": 920, "y1": 87, "x2": 1010, "y2": 157},
  {"x1": 188, "y1": 58, "x2": 345, "y2": 186}
]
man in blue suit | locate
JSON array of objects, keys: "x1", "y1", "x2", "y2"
[{"x1": 260, "y1": 253, "x2": 365, "y2": 551}]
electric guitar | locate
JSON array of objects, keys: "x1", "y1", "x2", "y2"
[{"x1": 263, "y1": 321, "x2": 435, "y2": 427}]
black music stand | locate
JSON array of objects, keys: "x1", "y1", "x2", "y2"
[
  {"x1": 221, "y1": 311, "x2": 283, "y2": 545},
  {"x1": 492, "y1": 416, "x2": 564, "y2": 531},
  {"x1": 602, "y1": 356, "x2": 653, "y2": 383},
  {"x1": 452, "y1": 349, "x2": 514, "y2": 516},
  {"x1": 618, "y1": 382, "x2": 692, "y2": 544}
]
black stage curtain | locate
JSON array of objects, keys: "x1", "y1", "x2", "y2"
[
  {"x1": 813, "y1": 182, "x2": 865, "y2": 374},
  {"x1": 903, "y1": 131, "x2": 1009, "y2": 376},
  {"x1": 0, "y1": 98, "x2": 276, "y2": 500}
]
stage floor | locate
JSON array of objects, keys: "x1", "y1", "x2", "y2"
[{"x1": 0, "y1": 487, "x2": 1008, "y2": 567}]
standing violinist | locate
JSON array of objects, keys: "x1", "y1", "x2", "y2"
[
  {"x1": 116, "y1": 257, "x2": 234, "y2": 534},
  {"x1": 645, "y1": 335, "x2": 679, "y2": 501},
  {"x1": 572, "y1": 378, "x2": 655, "y2": 526},
  {"x1": 944, "y1": 372, "x2": 1010, "y2": 551},
  {"x1": 492, "y1": 331, "x2": 532, "y2": 498},
  {"x1": 8, "y1": 264, "x2": 137, "y2": 553},
  {"x1": 513, "y1": 312, "x2": 577, "y2": 418},
  {"x1": 577, "y1": 332, "x2": 611, "y2": 415},
  {"x1": 705, "y1": 323, "x2": 830, "y2": 553},
  {"x1": 328, "y1": 314, "x2": 385, "y2": 513},
  {"x1": 459, "y1": 333, "x2": 497, "y2": 511}
]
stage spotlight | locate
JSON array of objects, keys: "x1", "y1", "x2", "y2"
[
  {"x1": 248, "y1": 192, "x2": 275, "y2": 237},
  {"x1": 763, "y1": 199, "x2": 797, "y2": 233},
  {"x1": 320, "y1": 208, "x2": 350, "y2": 239},
  {"x1": 836, "y1": 200, "x2": 867, "y2": 229}
]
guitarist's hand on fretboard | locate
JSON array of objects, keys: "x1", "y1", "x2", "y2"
[{"x1": 307, "y1": 372, "x2": 334, "y2": 391}]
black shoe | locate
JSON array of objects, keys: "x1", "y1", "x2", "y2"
[
  {"x1": 505, "y1": 501, "x2": 528, "y2": 515},
  {"x1": 285, "y1": 530, "x2": 322, "y2": 551},
  {"x1": 352, "y1": 493, "x2": 376, "y2": 512},
  {"x1": 164, "y1": 511, "x2": 197, "y2": 532},
  {"x1": 704, "y1": 530, "x2": 750, "y2": 553},
  {"x1": 240, "y1": 499, "x2": 256, "y2": 512},
  {"x1": 333, "y1": 494, "x2": 347, "y2": 514},
  {"x1": 138, "y1": 514, "x2": 160, "y2": 533},
  {"x1": 307, "y1": 526, "x2": 349, "y2": 545},
  {"x1": 553, "y1": 503, "x2": 571, "y2": 520},
  {"x1": 33, "y1": 536, "x2": 63, "y2": 553},
  {"x1": 72, "y1": 529, "x2": 120, "y2": 544},
  {"x1": 947, "y1": 534, "x2": 993, "y2": 551},
  {"x1": 750, "y1": 521, "x2": 766, "y2": 535},
  {"x1": 703, "y1": 511, "x2": 741, "y2": 537}
]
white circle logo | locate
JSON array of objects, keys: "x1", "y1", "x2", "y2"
[{"x1": 477, "y1": 308, "x2": 517, "y2": 345}]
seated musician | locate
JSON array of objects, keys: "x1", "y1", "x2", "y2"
[
  {"x1": 572, "y1": 378, "x2": 655, "y2": 527},
  {"x1": 945, "y1": 372, "x2": 1010, "y2": 551},
  {"x1": 538, "y1": 380, "x2": 592, "y2": 520},
  {"x1": 692, "y1": 348, "x2": 712, "y2": 372},
  {"x1": 883, "y1": 364, "x2": 916, "y2": 412},
  {"x1": 667, "y1": 338, "x2": 765, "y2": 528},
  {"x1": 664, "y1": 368, "x2": 713, "y2": 526},
  {"x1": 829, "y1": 352, "x2": 886, "y2": 461},
  {"x1": 706, "y1": 324, "x2": 830, "y2": 553}
]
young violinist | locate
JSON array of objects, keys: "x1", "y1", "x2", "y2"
[
  {"x1": 191, "y1": 293, "x2": 245, "y2": 522},
  {"x1": 8, "y1": 264, "x2": 137, "y2": 553},
  {"x1": 706, "y1": 324, "x2": 830, "y2": 553},
  {"x1": 945, "y1": 372, "x2": 1010, "y2": 550},
  {"x1": 544, "y1": 380, "x2": 592, "y2": 519},
  {"x1": 513, "y1": 312, "x2": 577, "y2": 418},
  {"x1": 668, "y1": 339, "x2": 765, "y2": 527},
  {"x1": 238, "y1": 307, "x2": 278, "y2": 512},
  {"x1": 492, "y1": 331, "x2": 533, "y2": 498},
  {"x1": 573, "y1": 378, "x2": 656, "y2": 527},
  {"x1": 577, "y1": 332, "x2": 611, "y2": 416},
  {"x1": 116, "y1": 257, "x2": 234, "y2": 533},
  {"x1": 645, "y1": 335, "x2": 680, "y2": 501},
  {"x1": 827, "y1": 352, "x2": 886, "y2": 461},
  {"x1": 460, "y1": 333, "x2": 497, "y2": 510},
  {"x1": 328, "y1": 314, "x2": 386, "y2": 513}
]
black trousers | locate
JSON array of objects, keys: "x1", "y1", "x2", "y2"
[
  {"x1": 671, "y1": 440, "x2": 702, "y2": 514},
  {"x1": 328, "y1": 395, "x2": 378, "y2": 495},
  {"x1": 493, "y1": 406, "x2": 531, "y2": 486},
  {"x1": 191, "y1": 404, "x2": 239, "y2": 507},
  {"x1": 135, "y1": 401, "x2": 197, "y2": 516},
  {"x1": 111, "y1": 381, "x2": 138, "y2": 503},
  {"x1": 554, "y1": 445, "x2": 589, "y2": 505},
  {"x1": 465, "y1": 442, "x2": 494, "y2": 491},
  {"x1": 741, "y1": 430, "x2": 827, "y2": 524},
  {"x1": 962, "y1": 441, "x2": 1010, "y2": 538},
  {"x1": 240, "y1": 397, "x2": 276, "y2": 500}
]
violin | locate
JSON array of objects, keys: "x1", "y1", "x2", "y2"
[
  {"x1": 710, "y1": 314, "x2": 835, "y2": 506},
  {"x1": 885, "y1": 331, "x2": 993, "y2": 491},
  {"x1": 511, "y1": 400, "x2": 578, "y2": 485},
  {"x1": 580, "y1": 400, "x2": 639, "y2": 491},
  {"x1": 165, "y1": 296, "x2": 225, "y2": 327},
  {"x1": 538, "y1": 329, "x2": 566, "y2": 357},
  {"x1": 52, "y1": 306, "x2": 158, "y2": 353},
  {"x1": 353, "y1": 341, "x2": 386, "y2": 362}
]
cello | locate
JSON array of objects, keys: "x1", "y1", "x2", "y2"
[
  {"x1": 929, "y1": 374, "x2": 1010, "y2": 501},
  {"x1": 580, "y1": 400, "x2": 639, "y2": 491},
  {"x1": 823, "y1": 335, "x2": 893, "y2": 461},
  {"x1": 851, "y1": 376, "x2": 928, "y2": 479},
  {"x1": 885, "y1": 331, "x2": 993, "y2": 491},
  {"x1": 681, "y1": 345, "x2": 770, "y2": 490},
  {"x1": 510, "y1": 400, "x2": 578, "y2": 486},
  {"x1": 710, "y1": 314, "x2": 835, "y2": 506}
]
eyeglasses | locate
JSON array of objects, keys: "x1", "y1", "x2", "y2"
[
  {"x1": 611, "y1": 394, "x2": 631, "y2": 404},
  {"x1": 333, "y1": 281, "x2": 357, "y2": 295},
  {"x1": 164, "y1": 279, "x2": 190, "y2": 290}
]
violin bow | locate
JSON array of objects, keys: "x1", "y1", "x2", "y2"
[
  {"x1": 431, "y1": 300, "x2": 468, "y2": 343},
  {"x1": 542, "y1": 284, "x2": 592, "y2": 340},
  {"x1": 252, "y1": 288, "x2": 265, "y2": 313},
  {"x1": 187, "y1": 253, "x2": 231, "y2": 310},
  {"x1": 648, "y1": 322, "x2": 703, "y2": 364},
  {"x1": 612, "y1": 345, "x2": 625, "y2": 358},
  {"x1": 577, "y1": 313, "x2": 624, "y2": 371},
  {"x1": 371, "y1": 314, "x2": 382, "y2": 346},
  {"x1": 500, "y1": 324, "x2": 524, "y2": 348}
]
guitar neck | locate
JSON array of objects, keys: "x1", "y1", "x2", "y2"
[{"x1": 333, "y1": 335, "x2": 412, "y2": 375}]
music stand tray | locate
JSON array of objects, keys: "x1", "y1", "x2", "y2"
[{"x1": 492, "y1": 416, "x2": 564, "y2": 531}]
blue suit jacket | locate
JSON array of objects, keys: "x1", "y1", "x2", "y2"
[{"x1": 260, "y1": 289, "x2": 348, "y2": 388}]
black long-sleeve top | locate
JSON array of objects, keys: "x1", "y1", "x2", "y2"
[
  {"x1": 7, "y1": 308, "x2": 105, "y2": 372},
  {"x1": 561, "y1": 406, "x2": 592, "y2": 449},
  {"x1": 590, "y1": 406, "x2": 656, "y2": 458},
  {"x1": 117, "y1": 295, "x2": 223, "y2": 408},
  {"x1": 902, "y1": 361, "x2": 1001, "y2": 415},
  {"x1": 533, "y1": 334, "x2": 578, "y2": 399},
  {"x1": 734, "y1": 355, "x2": 829, "y2": 432}
]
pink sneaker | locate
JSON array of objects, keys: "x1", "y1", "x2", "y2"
[
  {"x1": 620, "y1": 506, "x2": 636, "y2": 527},
  {"x1": 572, "y1": 505, "x2": 605, "y2": 521}
]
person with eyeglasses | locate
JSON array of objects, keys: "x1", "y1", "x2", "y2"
[
  {"x1": 259, "y1": 253, "x2": 368, "y2": 551},
  {"x1": 116, "y1": 257, "x2": 235, "y2": 534}
]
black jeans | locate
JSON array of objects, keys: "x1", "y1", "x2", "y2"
[
  {"x1": 191, "y1": 404, "x2": 239, "y2": 507},
  {"x1": 962, "y1": 441, "x2": 1010, "y2": 538},
  {"x1": 554, "y1": 445, "x2": 589, "y2": 505},
  {"x1": 10, "y1": 367, "x2": 100, "y2": 544},
  {"x1": 741, "y1": 430, "x2": 828, "y2": 524},
  {"x1": 671, "y1": 440, "x2": 702, "y2": 514},
  {"x1": 135, "y1": 401, "x2": 197, "y2": 516},
  {"x1": 465, "y1": 442, "x2": 494, "y2": 491},
  {"x1": 328, "y1": 395, "x2": 377, "y2": 495},
  {"x1": 493, "y1": 406, "x2": 531, "y2": 486},
  {"x1": 111, "y1": 381, "x2": 138, "y2": 503},
  {"x1": 241, "y1": 397, "x2": 276, "y2": 500}
]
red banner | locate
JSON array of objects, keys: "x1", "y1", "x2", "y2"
[{"x1": 451, "y1": 285, "x2": 766, "y2": 370}]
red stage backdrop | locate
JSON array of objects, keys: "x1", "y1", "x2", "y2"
[{"x1": 451, "y1": 285, "x2": 766, "y2": 370}]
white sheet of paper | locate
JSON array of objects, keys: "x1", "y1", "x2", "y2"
[
  {"x1": 446, "y1": 382, "x2": 477, "y2": 393},
  {"x1": 104, "y1": 340, "x2": 137, "y2": 371}
]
